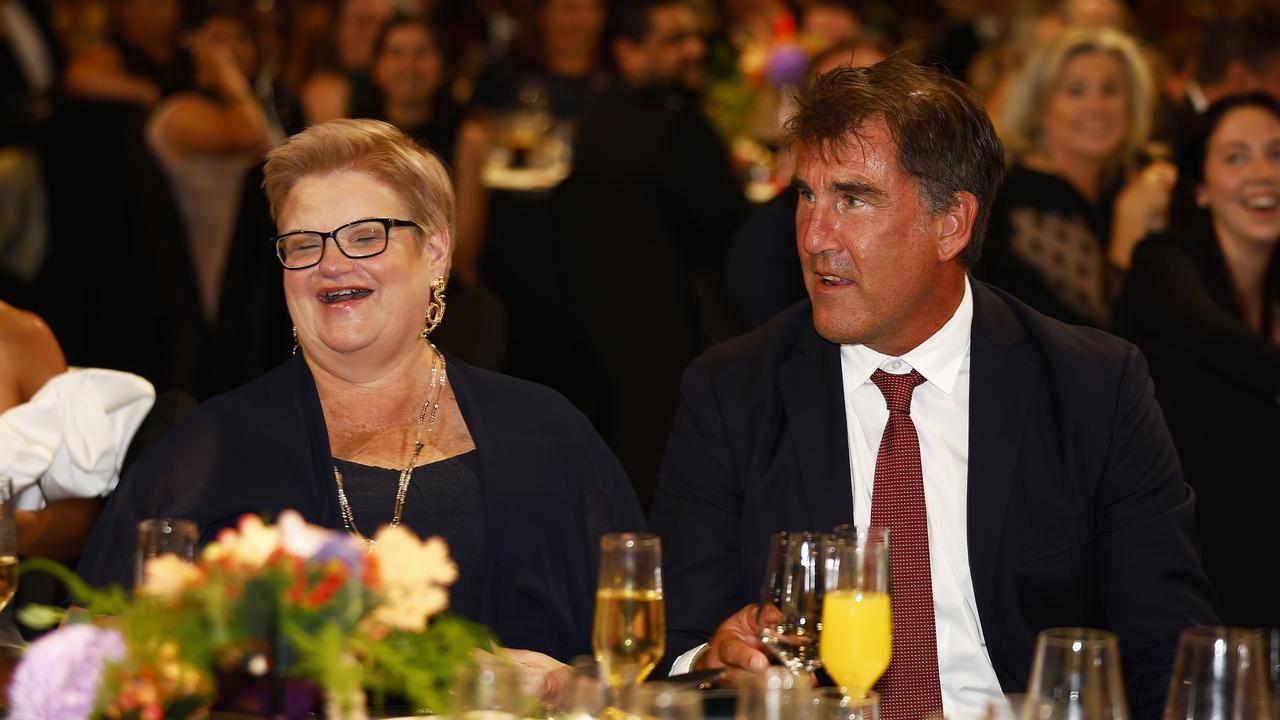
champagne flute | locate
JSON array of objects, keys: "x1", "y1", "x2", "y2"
[
  {"x1": 593, "y1": 532, "x2": 664, "y2": 710},
  {"x1": 820, "y1": 527, "x2": 890, "y2": 700},
  {"x1": 1027, "y1": 628, "x2": 1130, "y2": 720},
  {"x1": 1164, "y1": 626, "x2": 1271, "y2": 720},
  {"x1": 813, "y1": 688, "x2": 880, "y2": 720},
  {"x1": 0, "y1": 477, "x2": 17, "y2": 612},
  {"x1": 758, "y1": 531, "x2": 832, "y2": 678}
]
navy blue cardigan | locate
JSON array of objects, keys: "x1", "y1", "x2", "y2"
[{"x1": 78, "y1": 354, "x2": 646, "y2": 662}]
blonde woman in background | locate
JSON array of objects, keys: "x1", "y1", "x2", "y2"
[{"x1": 979, "y1": 26, "x2": 1172, "y2": 327}]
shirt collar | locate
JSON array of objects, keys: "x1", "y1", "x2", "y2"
[{"x1": 839, "y1": 275, "x2": 973, "y2": 396}]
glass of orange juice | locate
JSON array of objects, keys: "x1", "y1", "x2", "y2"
[{"x1": 820, "y1": 527, "x2": 890, "y2": 699}]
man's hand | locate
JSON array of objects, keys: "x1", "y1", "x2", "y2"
[
  {"x1": 695, "y1": 604, "x2": 779, "y2": 683},
  {"x1": 499, "y1": 647, "x2": 575, "y2": 708}
]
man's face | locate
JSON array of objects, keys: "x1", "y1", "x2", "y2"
[
  {"x1": 793, "y1": 120, "x2": 964, "y2": 355},
  {"x1": 622, "y1": 4, "x2": 705, "y2": 90}
]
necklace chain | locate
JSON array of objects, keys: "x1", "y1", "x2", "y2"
[{"x1": 333, "y1": 344, "x2": 447, "y2": 551}]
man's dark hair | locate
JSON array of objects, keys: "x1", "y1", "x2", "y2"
[
  {"x1": 785, "y1": 56, "x2": 1004, "y2": 266},
  {"x1": 1194, "y1": 18, "x2": 1280, "y2": 87},
  {"x1": 605, "y1": 0, "x2": 686, "y2": 45}
]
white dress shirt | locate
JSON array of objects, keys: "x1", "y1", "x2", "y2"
[
  {"x1": 840, "y1": 277, "x2": 1001, "y2": 718},
  {"x1": 674, "y1": 278, "x2": 1003, "y2": 718}
]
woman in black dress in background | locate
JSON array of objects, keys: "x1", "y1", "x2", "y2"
[{"x1": 1113, "y1": 93, "x2": 1280, "y2": 626}]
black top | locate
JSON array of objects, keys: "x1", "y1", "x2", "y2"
[
  {"x1": 469, "y1": 53, "x2": 601, "y2": 119},
  {"x1": 979, "y1": 163, "x2": 1120, "y2": 327},
  {"x1": 353, "y1": 86, "x2": 461, "y2": 169},
  {"x1": 1112, "y1": 228, "x2": 1280, "y2": 626},
  {"x1": 334, "y1": 451, "x2": 485, "y2": 617},
  {"x1": 78, "y1": 354, "x2": 646, "y2": 661}
]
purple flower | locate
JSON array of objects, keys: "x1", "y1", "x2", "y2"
[
  {"x1": 9, "y1": 624, "x2": 126, "y2": 719},
  {"x1": 313, "y1": 534, "x2": 365, "y2": 575},
  {"x1": 765, "y1": 45, "x2": 809, "y2": 88}
]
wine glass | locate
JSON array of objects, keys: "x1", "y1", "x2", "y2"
[
  {"x1": 736, "y1": 666, "x2": 818, "y2": 720},
  {"x1": 1164, "y1": 626, "x2": 1271, "y2": 720},
  {"x1": 820, "y1": 526, "x2": 891, "y2": 700},
  {"x1": 134, "y1": 517, "x2": 198, "y2": 588},
  {"x1": 450, "y1": 653, "x2": 532, "y2": 720},
  {"x1": 758, "y1": 531, "x2": 833, "y2": 678},
  {"x1": 628, "y1": 682, "x2": 704, "y2": 720},
  {"x1": 1026, "y1": 628, "x2": 1130, "y2": 720},
  {"x1": 0, "y1": 477, "x2": 16, "y2": 612},
  {"x1": 593, "y1": 532, "x2": 664, "y2": 709}
]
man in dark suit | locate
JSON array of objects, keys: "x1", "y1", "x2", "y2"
[
  {"x1": 554, "y1": 0, "x2": 746, "y2": 509},
  {"x1": 650, "y1": 58, "x2": 1218, "y2": 720}
]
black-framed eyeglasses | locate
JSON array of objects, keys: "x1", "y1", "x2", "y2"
[{"x1": 273, "y1": 218, "x2": 422, "y2": 269}]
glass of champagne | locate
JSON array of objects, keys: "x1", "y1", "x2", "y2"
[
  {"x1": 758, "y1": 531, "x2": 833, "y2": 678},
  {"x1": 0, "y1": 477, "x2": 17, "y2": 612},
  {"x1": 593, "y1": 532, "x2": 664, "y2": 710},
  {"x1": 1164, "y1": 626, "x2": 1271, "y2": 720},
  {"x1": 1027, "y1": 628, "x2": 1130, "y2": 720},
  {"x1": 820, "y1": 526, "x2": 890, "y2": 700}
]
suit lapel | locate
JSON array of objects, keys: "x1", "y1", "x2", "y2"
[
  {"x1": 778, "y1": 323, "x2": 854, "y2": 531},
  {"x1": 966, "y1": 282, "x2": 1036, "y2": 654}
]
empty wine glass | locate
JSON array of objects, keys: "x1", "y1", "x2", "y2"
[
  {"x1": 628, "y1": 682, "x2": 704, "y2": 720},
  {"x1": 451, "y1": 653, "x2": 533, "y2": 720},
  {"x1": 1164, "y1": 626, "x2": 1271, "y2": 720},
  {"x1": 758, "y1": 531, "x2": 833, "y2": 678},
  {"x1": 736, "y1": 667, "x2": 818, "y2": 720},
  {"x1": 1027, "y1": 628, "x2": 1130, "y2": 720}
]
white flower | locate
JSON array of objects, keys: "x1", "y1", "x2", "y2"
[
  {"x1": 367, "y1": 526, "x2": 458, "y2": 633},
  {"x1": 138, "y1": 554, "x2": 203, "y2": 601},
  {"x1": 278, "y1": 509, "x2": 330, "y2": 559},
  {"x1": 203, "y1": 515, "x2": 280, "y2": 569}
]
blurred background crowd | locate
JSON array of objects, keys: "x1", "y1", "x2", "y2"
[{"x1": 1, "y1": 0, "x2": 1278, "y2": 626}]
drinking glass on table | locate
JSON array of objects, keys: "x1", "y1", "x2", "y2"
[
  {"x1": 758, "y1": 531, "x2": 834, "y2": 679},
  {"x1": 134, "y1": 517, "x2": 198, "y2": 588},
  {"x1": 820, "y1": 527, "x2": 890, "y2": 700},
  {"x1": 0, "y1": 477, "x2": 17, "y2": 612},
  {"x1": 1164, "y1": 626, "x2": 1270, "y2": 720},
  {"x1": 736, "y1": 666, "x2": 818, "y2": 720},
  {"x1": 593, "y1": 532, "x2": 664, "y2": 709},
  {"x1": 1027, "y1": 628, "x2": 1129, "y2": 720},
  {"x1": 1265, "y1": 629, "x2": 1280, "y2": 720},
  {"x1": 627, "y1": 682, "x2": 704, "y2": 720},
  {"x1": 451, "y1": 653, "x2": 533, "y2": 720}
]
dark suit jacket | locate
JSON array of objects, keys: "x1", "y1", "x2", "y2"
[
  {"x1": 650, "y1": 280, "x2": 1218, "y2": 720},
  {"x1": 79, "y1": 353, "x2": 646, "y2": 662}
]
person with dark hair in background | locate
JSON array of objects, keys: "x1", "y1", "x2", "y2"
[
  {"x1": 63, "y1": 0, "x2": 185, "y2": 106},
  {"x1": 650, "y1": 57, "x2": 1217, "y2": 720},
  {"x1": 554, "y1": 0, "x2": 746, "y2": 510},
  {"x1": 1153, "y1": 17, "x2": 1280, "y2": 153},
  {"x1": 468, "y1": 0, "x2": 605, "y2": 122},
  {"x1": 1113, "y1": 93, "x2": 1280, "y2": 628}
]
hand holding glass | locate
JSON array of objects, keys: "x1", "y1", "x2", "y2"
[
  {"x1": 820, "y1": 527, "x2": 890, "y2": 700},
  {"x1": 758, "y1": 531, "x2": 832, "y2": 678}
]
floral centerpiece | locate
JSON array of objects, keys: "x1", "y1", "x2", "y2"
[{"x1": 7, "y1": 511, "x2": 490, "y2": 719}]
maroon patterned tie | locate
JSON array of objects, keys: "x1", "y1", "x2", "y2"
[{"x1": 869, "y1": 369, "x2": 944, "y2": 720}]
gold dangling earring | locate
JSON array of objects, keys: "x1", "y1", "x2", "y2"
[
  {"x1": 291, "y1": 326, "x2": 298, "y2": 356},
  {"x1": 421, "y1": 276, "x2": 447, "y2": 339}
]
